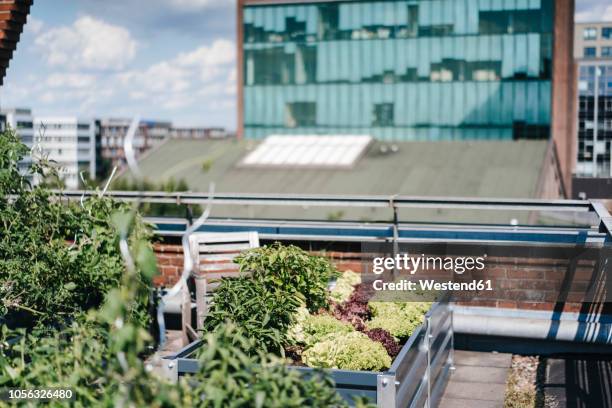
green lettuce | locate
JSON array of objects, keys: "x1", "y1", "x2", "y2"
[{"x1": 302, "y1": 331, "x2": 391, "y2": 371}]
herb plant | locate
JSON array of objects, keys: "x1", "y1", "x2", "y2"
[
  {"x1": 0, "y1": 130, "x2": 153, "y2": 329},
  {"x1": 193, "y1": 323, "x2": 346, "y2": 408},
  {"x1": 203, "y1": 276, "x2": 301, "y2": 354},
  {"x1": 0, "y1": 130, "x2": 347, "y2": 406},
  {"x1": 234, "y1": 243, "x2": 338, "y2": 312}
]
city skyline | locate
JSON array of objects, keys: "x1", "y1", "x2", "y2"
[{"x1": 0, "y1": 0, "x2": 610, "y2": 130}]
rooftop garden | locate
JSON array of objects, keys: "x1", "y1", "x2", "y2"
[{"x1": 0, "y1": 130, "x2": 370, "y2": 406}]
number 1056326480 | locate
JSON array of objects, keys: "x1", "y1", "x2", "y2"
[{"x1": 2, "y1": 388, "x2": 74, "y2": 401}]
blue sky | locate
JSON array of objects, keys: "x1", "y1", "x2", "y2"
[{"x1": 1, "y1": 0, "x2": 610, "y2": 130}]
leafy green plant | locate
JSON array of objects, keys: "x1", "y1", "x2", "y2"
[
  {"x1": 193, "y1": 323, "x2": 346, "y2": 408},
  {"x1": 366, "y1": 302, "x2": 430, "y2": 341},
  {"x1": 289, "y1": 313, "x2": 353, "y2": 348},
  {"x1": 302, "y1": 331, "x2": 391, "y2": 371},
  {"x1": 0, "y1": 129, "x2": 348, "y2": 406},
  {"x1": 235, "y1": 243, "x2": 338, "y2": 312},
  {"x1": 329, "y1": 270, "x2": 361, "y2": 303},
  {"x1": 203, "y1": 276, "x2": 301, "y2": 354},
  {"x1": 0, "y1": 129, "x2": 153, "y2": 329},
  {"x1": 0, "y1": 171, "x2": 180, "y2": 406}
]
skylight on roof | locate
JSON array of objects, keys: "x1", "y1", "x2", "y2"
[{"x1": 241, "y1": 135, "x2": 372, "y2": 168}]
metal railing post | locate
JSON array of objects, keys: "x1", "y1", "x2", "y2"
[
  {"x1": 185, "y1": 204, "x2": 194, "y2": 226},
  {"x1": 426, "y1": 316, "x2": 432, "y2": 408},
  {"x1": 390, "y1": 195, "x2": 399, "y2": 280},
  {"x1": 450, "y1": 306, "x2": 456, "y2": 371},
  {"x1": 377, "y1": 373, "x2": 397, "y2": 408}
]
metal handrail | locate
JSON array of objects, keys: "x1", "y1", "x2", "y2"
[
  {"x1": 57, "y1": 190, "x2": 594, "y2": 212},
  {"x1": 50, "y1": 190, "x2": 612, "y2": 243}
]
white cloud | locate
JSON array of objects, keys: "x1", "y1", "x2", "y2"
[
  {"x1": 576, "y1": 5, "x2": 612, "y2": 22},
  {"x1": 4, "y1": 33, "x2": 236, "y2": 127},
  {"x1": 118, "y1": 39, "x2": 236, "y2": 108},
  {"x1": 26, "y1": 16, "x2": 43, "y2": 35},
  {"x1": 46, "y1": 73, "x2": 96, "y2": 89},
  {"x1": 35, "y1": 16, "x2": 137, "y2": 70}
]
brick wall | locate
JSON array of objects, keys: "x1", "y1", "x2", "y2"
[
  {"x1": 153, "y1": 243, "x2": 185, "y2": 286},
  {"x1": 154, "y1": 242, "x2": 606, "y2": 313}
]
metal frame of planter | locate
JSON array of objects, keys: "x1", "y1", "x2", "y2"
[{"x1": 162, "y1": 299, "x2": 453, "y2": 408}]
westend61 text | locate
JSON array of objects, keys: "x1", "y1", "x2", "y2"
[{"x1": 373, "y1": 279, "x2": 493, "y2": 292}]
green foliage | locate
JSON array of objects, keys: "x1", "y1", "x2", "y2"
[
  {"x1": 203, "y1": 276, "x2": 301, "y2": 354},
  {"x1": 0, "y1": 187, "x2": 182, "y2": 407},
  {"x1": 366, "y1": 302, "x2": 430, "y2": 341},
  {"x1": 329, "y1": 270, "x2": 361, "y2": 303},
  {"x1": 201, "y1": 159, "x2": 214, "y2": 173},
  {"x1": 0, "y1": 130, "x2": 347, "y2": 406},
  {"x1": 288, "y1": 312, "x2": 353, "y2": 348},
  {"x1": 302, "y1": 331, "x2": 391, "y2": 372},
  {"x1": 193, "y1": 323, "x2": 346, "y2": 408},
  {"x1": 0, "y1": 130, "x2": 153, "y2": 328},
  {"x1": 286, "y1": 306, "x2": 310, "y2": 345},
  {"x1": 235, "y1": 243, "x2": 338, "y2": 312}
]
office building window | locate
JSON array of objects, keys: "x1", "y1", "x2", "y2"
[
  {"x1": 285, "y1": 102, "x2": 316, "y2": 127},
  {"x1": 584, "y1": 47, "x2": 597, "y2": 58},
  {"x1": 242, "y1": 1, "x2": 555, "y2": 141},
  {"x1": 318, "y1": 4, "x2": 339, "y2": 41},
  {"x1": 603, "y1": 27, "x2": 612, "y2": 39},
  {"x1": 584, "y1": 27, "x2": 597, "y2": 40},
  {"x1": 479, "y1": 10, "x2": 540, "y2": 34},
  {"x1": 602, "y1": 47, "x2": 612, "y2": 57},
  {"x1": 372, "y1": 103, "x2": 394, "y2": 127}
]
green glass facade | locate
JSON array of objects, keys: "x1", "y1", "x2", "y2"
[{"x1": 242, "y1": 0, "x2": 554, "y2": 140}]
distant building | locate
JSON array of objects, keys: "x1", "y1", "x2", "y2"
[
  {"x1": 575, "y1": 61, "x2": 612, "y2": 178},
  {"x1": 34, "y1": 116, "x2": 97, "y2": 189},
  {"x1": 170, "y1": 126, "x2": 229, "y2": 139},
  {"x1": 2, "y1": 107, "x2": 34, "y2": 179},
  {"x1": 99, "y1": 118, "x2": 172, "y2": 171},
  {"x1": 237, "y1": 0, "x2": 576, "y2": 194},
  {"x1": 574, "y1": 22, "x2": 612, "y2": 60},
  {"x1": 573, "y1": 22, "x2": 612, "y2": 189}
]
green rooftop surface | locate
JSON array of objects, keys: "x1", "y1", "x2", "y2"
[{"x1": 120, "y1": 138, "x2": 550, "y2": 224}]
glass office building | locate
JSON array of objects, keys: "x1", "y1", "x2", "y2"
[
  {"x1": 239, "y1": 0, "x2": 563, "y2": 141},
  {"x1": 576, "y1": 62, "x2": 612, "y2": 177}
]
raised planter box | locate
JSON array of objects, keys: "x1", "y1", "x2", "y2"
[{"x1": 163, "y1": 299, "x2": 453, "y2": 408}]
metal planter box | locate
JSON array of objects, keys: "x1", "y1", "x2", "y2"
[{"x1": 163, "y1": 300, "x2": 453, "y2": 408}]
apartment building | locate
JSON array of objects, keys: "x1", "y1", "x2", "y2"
[
  {"x1": 575, "y1": 61, "x2": 612, "y2": 179},
  {"x1": 34, "y1": 116, "x2": 97, "y2": 189},
  {"x1": 573, "y1": 22, "x2": 612, "y2": 184},
  {"x1": 169, "y1": 126, "x2": 229, "y2": 139},
  {"x1": 574, "y1": 22, "x2": 612, "y2": 60},
  {"x1": 100, "y1": 118, "x2": 172, "y2": 171}
]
